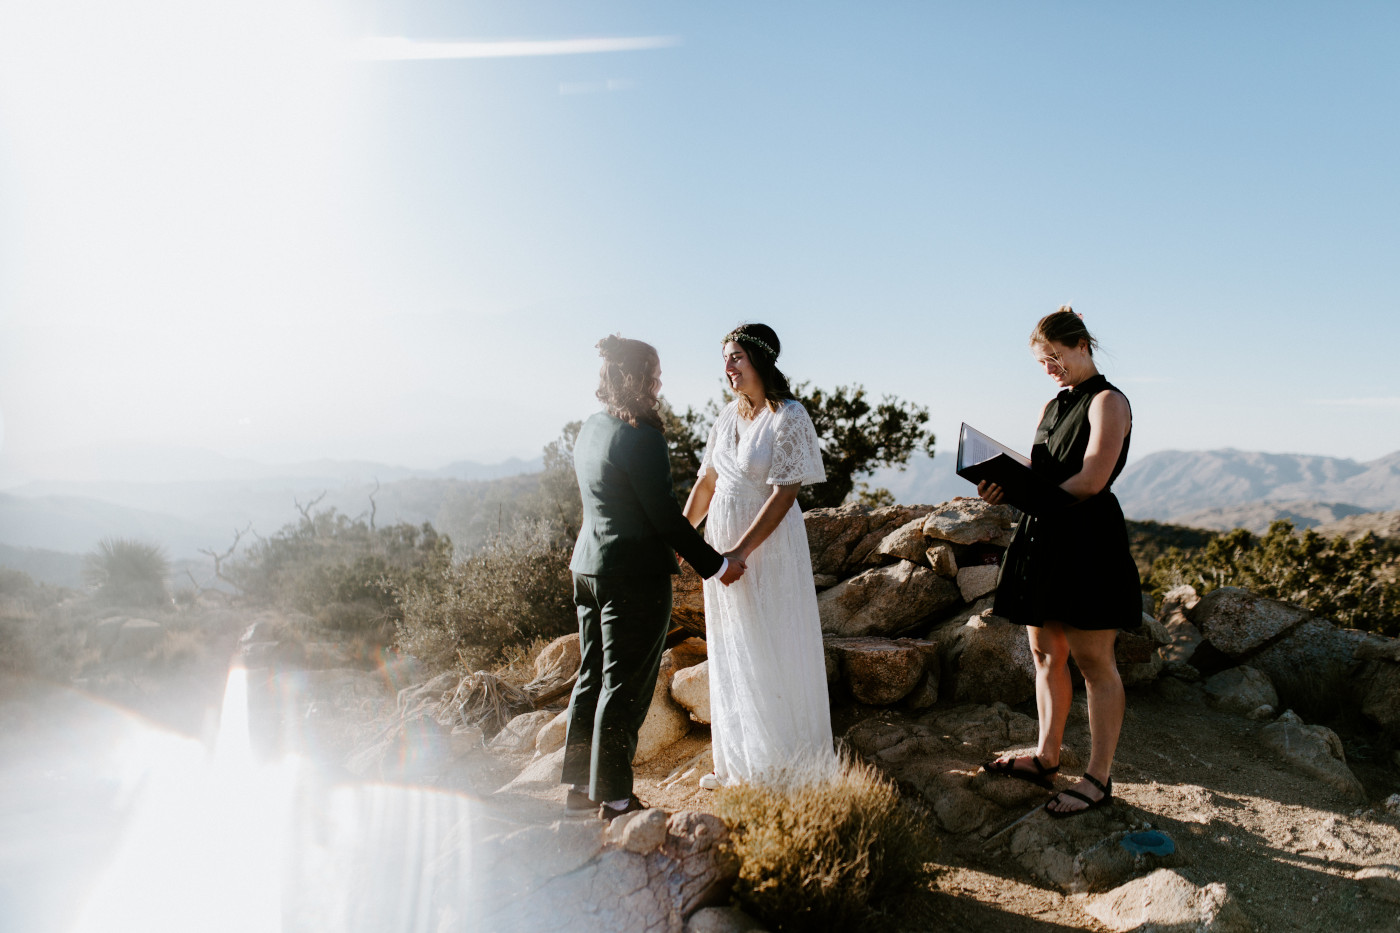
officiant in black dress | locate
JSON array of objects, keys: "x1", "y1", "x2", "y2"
[{"x1": 979, "y1": 307, "x2": 1140, "y2": 818}]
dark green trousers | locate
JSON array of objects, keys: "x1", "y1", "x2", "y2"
[{"x1": 562, "y1": 572, "x2": 672, "y2": 801}]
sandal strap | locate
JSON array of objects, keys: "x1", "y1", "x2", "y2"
[
  {"x1": 1081, "y1": 772, "x2": 1111, "y2": 796},
  {"x1": 1047, "y1": 788, "x2": 1097, "y2": 809},
  {"x1": 1030, "y1": 755, "x2": 1060, "y2": 776}
]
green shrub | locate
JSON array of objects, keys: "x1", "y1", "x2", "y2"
[
  {"x1": 394, "y1": 519, "x2": 575, "y2": 674},
  {"x1": 1149, "y1": 520, "x2": 1399, "y2": 635},
  {"x1": 1125, "y1": 519, "x2": 1218, "y2": 581},
  {"x1": 82, "y1": 537, "x2": 170, "y2": 607},
  {"x1": 229, "y1": 509, "x2": 452, "y2": 641},
  {"x1": 714, "y1": 756, "x2": 936, "y2": 933}
]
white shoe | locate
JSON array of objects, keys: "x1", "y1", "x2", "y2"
[{"x1": 699, "y1": 772, "x2": 721, "y2": 790}]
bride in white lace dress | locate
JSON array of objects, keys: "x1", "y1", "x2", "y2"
[{"x1": 683, "y1": 323, "x2": 836, "y2": 787}]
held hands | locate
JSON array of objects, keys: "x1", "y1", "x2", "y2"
[
  {"x1": 719, "y1": 551, "x2": 747, "y2": 586},
  {"x1": 977, "y1": 480, "x2": 1006, "y2": 505}
]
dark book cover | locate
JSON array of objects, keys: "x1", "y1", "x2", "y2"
[{"x1": 956, "y1": 423, "x2": 1074, "y2": 517}]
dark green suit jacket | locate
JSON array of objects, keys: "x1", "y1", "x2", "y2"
[{"x1": 569, "y1": 412, "x2": 725, "y2": 579}]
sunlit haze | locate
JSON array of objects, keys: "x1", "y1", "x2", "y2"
[{"x1": 2, "y1": 1, "x2": 1397, "y2": 482}]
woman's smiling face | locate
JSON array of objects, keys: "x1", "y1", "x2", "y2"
[
  {"x1": 1032, "y1": 338, "x2": 1090, "y2": 388},
  {"x1": 723, "y1": 340, "x2": 764, "y2": 400}
]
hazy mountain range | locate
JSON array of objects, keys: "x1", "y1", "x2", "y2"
[
  {"x1": 0, "y1": 447, "x2": 542, "y2": 573},
  {"x1": 872, "y1": 447, "x2": 1400, "y2": 527},
  {"x1": 3, "y1": 445, "x2": 1398, "y2": 586}
]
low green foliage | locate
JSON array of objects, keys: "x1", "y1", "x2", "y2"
[
  {"x1": 83, "y1": 537, "x2": 170, "y2": 607},
  {"x1": 715, "y1": 756, "x2": 937, "y2": 932},
  {"x1": 393, "y1": 519, "x2": 575, "y2": 674},
  {"x1": 229, "y1": 509, "x2": 452, "y2": 639},
  {"x1": 799, "y1": 384, "x2": 935, "y2": 510},
  {"x1": 537, "y1": 385, "x2": 936, "y2": 520},
  {"x1": 1125, "y1": 519, "x2": 1218, "y2": 581},
  {"x1": 1149, "y1": 520, "x2": 1399, "y2": 635}
]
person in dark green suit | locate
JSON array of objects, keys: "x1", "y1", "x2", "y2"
[{"x1": 563, "y1": 335, "x2": 745, "y2": 819}]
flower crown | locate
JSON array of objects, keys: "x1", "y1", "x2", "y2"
[{"x1": 723, "y1": 331, "x2": 777, "y2": 360}]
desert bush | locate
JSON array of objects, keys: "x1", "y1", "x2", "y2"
[
  {"x1": 394, "y1": 519, "x2": 575, "y2": 674},
  {"x1": 1125, "y1": 519, "x2": 1218, "y2": 581},
  {"x1": 714, "y1": 755, "x2": 936, "y2": 932},
  {"x1": 491, "y1": 635, "x2": 553, "y2": 689},
  {"x1": 229, "y1": 508, "x2": 452, "y2": 640},
  {"x1": 1150, "y1": 520, "x2": 1399, "y2": 635},
  {"x1": 82, "y1": 537, "x2": 170, "y2": 607}
]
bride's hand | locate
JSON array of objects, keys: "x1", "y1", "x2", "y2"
[{"x1": 719, "y1": 553, "x2": 746, "y2": 585}]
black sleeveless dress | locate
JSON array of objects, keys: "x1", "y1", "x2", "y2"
[{"x1": 992, "y1": 374, "x2": 1142, "y2": 631}]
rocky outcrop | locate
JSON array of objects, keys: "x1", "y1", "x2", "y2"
[
  {"x1": 430, "y1": 807, "x2": 737, "y2": 933},
  {"x1": 638, "y1": 651, "x2": 695, "y2": 763},
  {"x1": 672, "y1": 564, "x2": 707, "y2": 638},
  {"x1": 1085, "y1": 869, "x2": 1252, "y2": 933},
  {"x1": 921, "y1": 498, "x2": 1019, "y2": 547},
  {"x1": 536, "y1": 709, "x2": 568, "y2": 755},
  {"x1": 947, "y1": 610, "x2": 1036, "y2": 706},
  {"x1": 1203, "y1": 666, "x2": 1278, "y2": 715},
  {"x1": 524, "y1": 633, "x2": 582, "y2": 706},
  {"x1": 672, "y1": 661, "x2": 711, "y2": 724},
  {"x1": 956, "y1": 564, "x2": 1000, "y2": 603},
  {"x1": 817, "y1": 561, "x2": 961, "y2": 637},
  {"x1": 825, "y1": 637, "x2": 936, "y2": 706},
  {"x1": 1357, "y1": 642, "x2": 1400, "y2": 738},
  {"x1": 1190, "y1": 586, "x2": 1311, "y2": 658},
  {"x1": 488, "y1": 709, "x2": 557, "y2": 752},
  {"x1": 804, "y1": 503, "x2": 934, "y2": 576},
  {"x1": 1259, "y1": 710, "x2": 1365, "y2": 802},
  {"x1": 1159, "y1": 584, "x2": 1203, "y2": 665}
]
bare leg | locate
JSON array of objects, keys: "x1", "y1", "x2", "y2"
[
  {"x1": 988, "y1": 623, "x2": 1071, "y2": 775},
  {"x1": 1030, "y1": 623, "x2": 1072, "y2": 769},
  {"x1": 1045, "y1": 626, "x2": 1123, "y2": 814}
]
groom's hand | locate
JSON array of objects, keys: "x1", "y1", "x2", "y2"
[{"x1": 719, "y1": 553, "x2": 746, "y2": 585}]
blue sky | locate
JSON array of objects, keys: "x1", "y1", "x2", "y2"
[{"x1": 0, "y1": 1, "x2": 1396, "y2": 480}]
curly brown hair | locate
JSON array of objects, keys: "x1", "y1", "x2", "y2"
[{"x1": 595, "y1": 334, "x2": 663, "y2": 430}]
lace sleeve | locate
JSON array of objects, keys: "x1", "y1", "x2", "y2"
[
  {"x1": 698, "y1": 416, "x2": 721, "y2": 476},
  {"x1": 766, "y1": 401, "x2": 826, "y2": 486}
]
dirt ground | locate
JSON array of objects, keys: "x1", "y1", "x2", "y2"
[
  {"x1": 614, "y1": 687, "x2": 1400, "y2": 932},
  {"x1": 8, "y1": 624, "x2": 1400, "y2": 933}
]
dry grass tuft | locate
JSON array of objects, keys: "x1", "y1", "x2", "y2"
[
  {"x1": 491, "y1": 636, "x2": 552, "y2": 688},
  {"x1": 715, "y1": 754, "x2": 937, "y2": 932}
]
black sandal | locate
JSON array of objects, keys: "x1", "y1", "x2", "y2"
[
  {"x1": 982, "y1": 754, "x2": 1060, "y2": 790},
  {"x1": 1044, "y1": 773, "x2": 1112, "y2": 819}
]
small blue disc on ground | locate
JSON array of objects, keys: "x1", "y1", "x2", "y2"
[{"x1": 1119, "y1": 831, "x2": 1175, "y2": 857}]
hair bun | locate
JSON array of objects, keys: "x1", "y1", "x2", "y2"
[{"x1": 596, "y1": 334, "x2": 623, "y2": 360}]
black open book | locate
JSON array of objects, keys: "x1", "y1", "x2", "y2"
[{"x1": 955, "y1": 423, "x2": 1074, "y2": 516}]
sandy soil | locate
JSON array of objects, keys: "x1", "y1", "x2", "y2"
[
  {"x1": 8, "y1": 616, "x2": 1400, "y2": 933},
  {"x1": 616, "y1": 689, "x2": 1400, "y2": 932}
]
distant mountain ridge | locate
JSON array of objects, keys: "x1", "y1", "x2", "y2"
[
  {"x1": 1112, "y1": 449, "x2": 1400, "y2": 521},
  {"x1": 870, "y1": 448, "x2": 1400, "y2": 526},
  {"x1": 0, "y1": 453, "x2": 544, "y2": 561},
  {"x1": 0, "y1": 444, "x2": 541, "y2": 488},
  {"x1": 1168, "y1": 500, "x2": 1373, "y2": 534}
]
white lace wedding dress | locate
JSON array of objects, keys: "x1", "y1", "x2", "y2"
[{"x1": 700, "y1": 399, "x2": 837, "y2": 785}]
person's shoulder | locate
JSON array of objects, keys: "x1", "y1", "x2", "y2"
[
  {"x1": 777, "y1": 398, "x2": 812, "y2": 420},
  {"x1": 780, "y1": 397, "x2": 806, "y2": 410},
  {"x1": 1090, "y1": 385, "x2": 1131, "y2": 415},
  {"x1": 581, "y1": 410, "x2": 623, "y2": 438}
]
